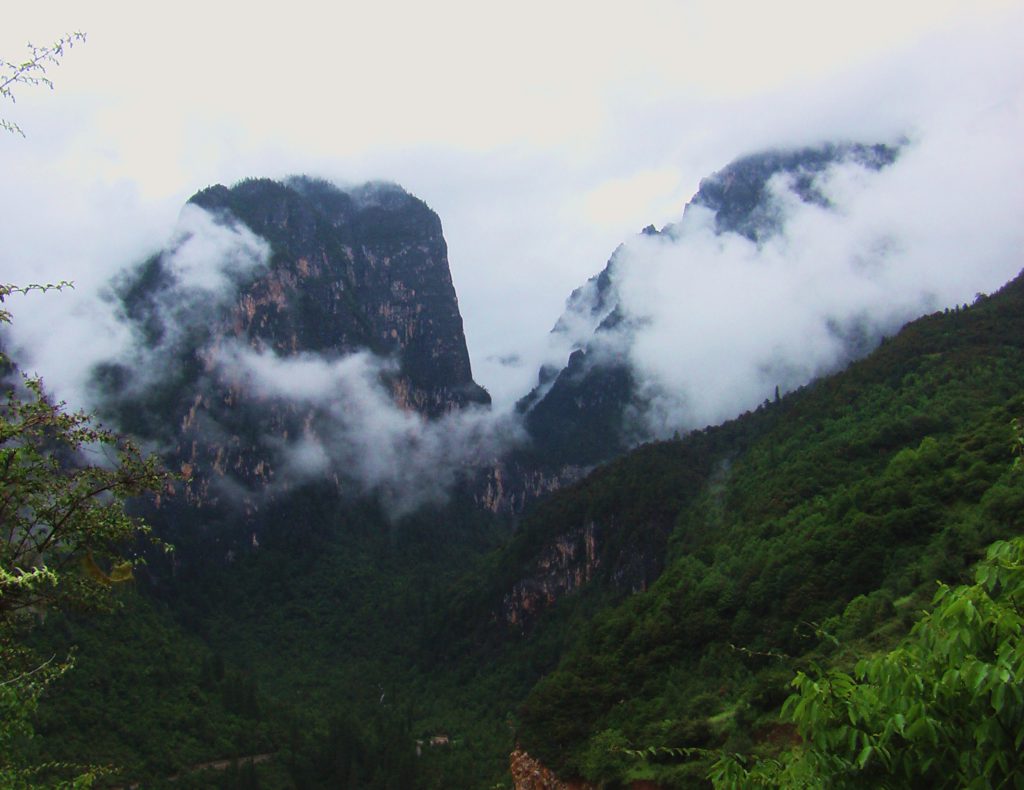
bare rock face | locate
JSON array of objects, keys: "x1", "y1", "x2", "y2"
[
  {"x1": 502, "y1": 522, "x2": 600, "y2": 627},
  {"x1": 474, "y1": 460, "x2": 584, "y2": 515},
  {"x1": 490, "y1": 439, "x2": 716, "y2": 631},
  {"x1": 499, "y1": 515, "x2": 663, "y2": 629},
  {"x1": 509, "y1": 749, "x2": 595, "y2": 790},
  {"x1": 187, "y1": 177, "x2": 489, "y2": 417},
  {"x1": 96, "y1": 177, "x2": 489, "y2": 523}
]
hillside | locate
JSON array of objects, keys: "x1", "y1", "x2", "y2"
[
  {"x1": 25, "y1": 271, "x2": 1021, "y2": 789},
  {"x1": 502, "y1": 272, "x2": 1024, "y2": 785},
  {"x1": 11, "y1": 171, "x2": 1023, "y2": 789}
]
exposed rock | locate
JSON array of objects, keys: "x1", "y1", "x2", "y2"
[
  {"x1": 492, "y1": 439, "x2": 717, "y2": 629},
  {"x1": 187, "y1": 176, "x2": 489, "y2": 418},
  {"x1": 475, "y1": 459, "x2": 585, "y2": 515},
  {"x1": 509, "y1": 749, "x2": 594, "y2": 790},
  {"x1": 690, "y1": 142, "x2": 899, "y2": 242},
  {"x1": 500, "y1": 514, "x2": 662, "y2": 629},
  {"x1": 96, "y1": 176, "x2": 491, "y2": 534},
  {"x1": 503, "y1": 522, "x2": 599, "y2": 626}
]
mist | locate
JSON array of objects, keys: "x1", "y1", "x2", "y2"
[
  {"x1": 574, "y1": 102, "x2": 1024, "y2": 437},
  {"x1": 210, "y1": 341, "x2": 524, "y2": 518},
  {"x1": 103, "y1": 204, "x2": 272, "y2": 396},
  {"x1": 0, "y1": 1, "x2": 1020, "y2": 516},
  {"x1": 84, "y1": 202, "x2": 526, "y2": 520}
]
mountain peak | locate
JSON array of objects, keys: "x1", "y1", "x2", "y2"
[
  {"x1": 687, "y1": 141, "x2": 901, "y2": 242},
  {"x1": 517, "y1": 141, "x2": 904, "y2": 473},
  {"x1": 97, "y1": 175, "x2": 490, "y2": 519}
]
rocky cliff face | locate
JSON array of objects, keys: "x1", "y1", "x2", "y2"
[
  {"x1": 488, "y1": 439, "x2": 715, "y2": 630},
  {"x1": 187, "y1": 177, "x2": 489, "y2": 417},
  {"x1": 474, "y1": 459, "x2": 584, "y2": 515},
  {"x1": 509, "y1": 749, "x2": 666, "y2": 789},
  {"x1": 509, "y1": 749, "x2": 595, "y2": 790},
  {"x1": 97, "y1": 177, "x2": 489, "y2": 525},
  {"x1": 499, "y1": 513, "x2": 666, "y2": 628},
  {"x1": 502, "y1": 522, "x2": 600, "y2": 627}
]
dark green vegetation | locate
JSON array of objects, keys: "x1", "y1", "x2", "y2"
[
  {"x1": 710, "y1": 534, "x2": 1024, "y2": 788},
  {"x1": 7, "y1": 194, "x2": 1023, "y2": 788},
  {"x1": 22, "y1": 271, "x2": 1022, "y2": 788},
  {"x1": 510, "y1": 281, "x2": 1024, "y2": 786},
  {"x1": 0, "y1": 283, "x2": 168, "y2": 788}
]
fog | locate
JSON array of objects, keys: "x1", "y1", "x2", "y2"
[
  {"x1": 85, "y1": 201, "x2": 524, "y2": 519},
  {"x1": 533, "y1": 18, "x2": 1024, "y2": 437},
  {"x1": 593, "y1": 112, "x2": 1024, "y2": 435}
]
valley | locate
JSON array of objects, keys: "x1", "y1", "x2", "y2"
[{"x1": 4, "y1": 149, "x2": 1024, "y2": 789}]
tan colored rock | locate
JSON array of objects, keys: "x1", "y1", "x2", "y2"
[{"x1": 509, "y1": 749, "x2": 595, "y2": 790}]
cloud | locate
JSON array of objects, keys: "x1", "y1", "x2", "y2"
[
  {"x1": 597, "y1": 103, "x2": 1024, "y2": 436},
  {"x1": 67, "y1": 196, "x2": 526, "y2": 521},
  {"x1": 160, "y1": 204, "x2": 270, "y2": 295},
  {"x1": 90, "y1": 203, "x2": 270, "y2": 405},
  {"x1": 209, "y1": 341, "x2": 525, "y2": 519}
]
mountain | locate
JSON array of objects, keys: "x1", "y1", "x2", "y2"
[
  {"x1": 95, "y1": 176, "x2": 492, "y2": 537},
  {"x1": 518, "y1": 142, "x2": 901, "y2": 472},
  {"x1": 187, "y1": 177, "x2": 489, "y2": 417},
  {"x1": 493, "y1": 272, "x2": 1024, "y2": 785},
  {"x1": 19, "y1": 160, "x2": 1024, "y2": 790},
  {"x1": 28, "y1": 176, "x2": 513, "y2": 786}
]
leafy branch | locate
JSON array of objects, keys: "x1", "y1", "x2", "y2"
[
  {"x1": 0, "y1": 33, "x2": 85, "y2": 137},
  {"x1": 1, "y1": 283, "x2": 170, "y2": 621}
]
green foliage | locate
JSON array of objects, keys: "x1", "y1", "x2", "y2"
[
  {"x1": 1, "y1": 284, "x2": 168, "y2": 787},
  {"x1": 514, "y1": 274, "x2": 1024, "y2": 780},
  {"x1": 710, "y1": 535, "x2": 1024, "y2": 788},
  {"x1": 0, "y1": 642, "x2": 115, "y2": 789},
  {"x1": 26, "y1": 595, "x2": 276, "y2": 786},
  {"x1": 1, "y1": 285, "x2": 168, "y2": 622},
  {"x1": 15, "y1": 264, "x2": 1024, "y2": 790}
]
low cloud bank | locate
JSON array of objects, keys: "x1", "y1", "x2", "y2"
[
  {"x1": 209, "y1": 342, "x2": 524, "y2": 519},
  {"x1": 586, "y1": 107, "x2": 1024, "y2": 437},
  {"x1": 106, "y1": 204, "x2": 272, "y2": 393}
]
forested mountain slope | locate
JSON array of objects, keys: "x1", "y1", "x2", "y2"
[{"x1": 497, "y1": 272, "x2": 1024, "y2": 786}]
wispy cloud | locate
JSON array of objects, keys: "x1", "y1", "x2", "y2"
[
  {"x1": 578, "y1": 99, "x2": 1024, "y2": 436},
  {"x1": 209, "y1": 341, "x2": 525, "y2": 519}
]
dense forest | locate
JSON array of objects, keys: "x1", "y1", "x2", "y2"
[{"x1": 4, "y1": 268, "x2": 1022, "y2": 788}]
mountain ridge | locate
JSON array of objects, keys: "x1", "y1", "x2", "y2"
[{"x1": 517, "y1": 141, "x2": 904, "y2": 474}]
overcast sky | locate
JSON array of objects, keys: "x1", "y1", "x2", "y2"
[{"x1": 1, "y1": 0, "x2": 1022, "y2": 410}]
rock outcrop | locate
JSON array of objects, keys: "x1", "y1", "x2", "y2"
[
  {"x1": 96, "y1": 176, "x2": 490, "y2": 531},
  {"x1": 187, "y1": 177, "x2": 489, "y2": 418},
  {"x1": 509, "y1": 749, "x2": 595, "y2": 790}
]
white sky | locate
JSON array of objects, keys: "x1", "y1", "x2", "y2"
[{"x1": 2, "y1": 0, "x2": 1022, "y2": 408}]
